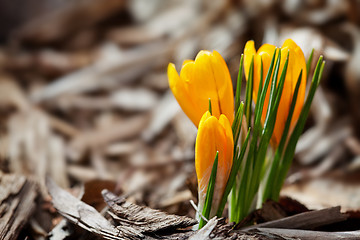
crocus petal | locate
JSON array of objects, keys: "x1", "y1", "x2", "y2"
[
  {"x1": 168, "y1": 50, "x2": 234, "y2": 127},
  {"x1": 218, "y1": 114, "x2": 234, "y2": 179},
  {"x1": 255, "y1": 44, "x2": 276, "y2": 121},
  {"x1": 270, "y1": 39, "x2": 306, "y2": 145},
  {"x1": 168, "y1": 63, "x2": 200, "y2": 125},
  {"x1": 244, "y1": 40, "x2": 256, "y2": 82},
  {"x1": 196, "y1": 114, "x2": 218, "y2": 199},
  {"x1": 281, "y1": 39, "x2": 306, "y2": 127},
  {"x1": 185, "y1": 51, "x2": 222, "y2": 118},
  {"x1": 211, "y1": 51, "x2": 235, "y2": 124}
]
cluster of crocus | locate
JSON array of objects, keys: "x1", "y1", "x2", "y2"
[{"x1": 167, "y1": 40, "x2": 325, "y2": 227}]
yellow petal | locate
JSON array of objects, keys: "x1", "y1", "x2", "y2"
[
  {"x1": 179, "y1": 54, "x2": 220, "y2": 124},
  {"x1": 269, "y1": 40, "x2": 306, "y2": 145},
  {"x1": 182, "y1": 59, "x2": 193, "y2": 67},
  {"x1": 169, "y1": 50, "x2": 235, "y2": 128},
  {"x1": 188, "y1": 51, "x2": 221, "y2": 118},
  {"x1": 255, "y1": 44, "x2": 276, "y2": 121},
  {"x1": 195, "y1": 115, "x2": 218, "y2": 196},
  {"x1": 167, "y1": 63, "x2": 200, "y2": 126},
  {"x1": 218, "y1": 114, "x2": 234, "y2": 178},
  {"x1": 281, "y1": 39, "x2": 306, "y2": 127},
  {"x1": 244, "y1": 40, "x2": 256, "y2": 82},
  {"x1": 212, "y1": 51, "x2": 235, "y2": 124}
]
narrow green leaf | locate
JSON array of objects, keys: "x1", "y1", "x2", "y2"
[
  {"x1": 238, "y1": 63, "x2": 254, "y2": 219},
  {"x1": 233, "y1": 102, "x2": 244, "y2": 147},
  {"x1": 250, "y1": 49, "x2": 277, "y2": 167},
  {"x1": 263, "y1": 50, "x2": 281, "y2": 129},
  {"x1": 235, "y1": 128, "x2": 255, "y2": 221},
  {"x1": 216, "y1": 129, "x2": 251, "y2": 217},
  {"x1": 306, "y1": 49, "x2": 314, "y2": 80},
  {"x1": 244, "y1": 56, "x2": 254, "y2": 129},
  {"x1": 259, "y1": 57, "x2": 264, "y2": 93},
  {"x1": 235, "y1": 55, "x2": 244, "y2": 112},
  {"x1": 247, "y1": 51, "x2": 289, "y2": 208},
  {"x1": 199, "y1": 152, "x2": 219, "y2": 229},
  {"x1": 241, "y1": 51, "x2": 277, "y2": 211},
  {"x1": 208, "y1": 98, "x2": 212, "y2": 115},
  {"x1": 274, "y1": 57, "x2": 325, "y2": 197},
  {"x1": 262, "y1": 70, "x2": 303, "y2": 202},
  {"x1": 254, "y1": 49, "x2": 277, "y2": 129}
]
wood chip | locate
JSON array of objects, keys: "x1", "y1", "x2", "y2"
[
  {"x1": 102, "y1": 189, "x2": 197, "y2": 233},
  {"x1": 0, "y1": 174, "x2": 38, "y2": 240},
  {"x1": 243, "y1": 206, "x2": 348, "y2": 231},
  {"x1": 7, "y1": 110, "x2": 69, "y2": 193},
  {"x1": 255, "y1": 228, "x2": 360, "y2": 240},
  {"x1": 47, "y1": 178, "x2": 142, "y2": 240}
]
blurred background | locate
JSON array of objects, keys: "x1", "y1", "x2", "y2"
[{"x1": 0, "y1": 0, "x2": 360, "y2": 230}]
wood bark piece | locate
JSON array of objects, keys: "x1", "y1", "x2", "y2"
[
  {"x1": 256, "y1": 228, "x2": 360, "y2": 240},
  {"x1": 103, "y1": 191, "x2": 284, "y2": 239},
  {"x1": 0, "y1": 174, "x2": 38, "y2": 240},
  {"x1": 46, "y1": 178, "x2": 142, "y2": 240},
  {"x1": 243, "y1": 206, "x2": 348, "y2": 231},
  {"x1": 8, "y1": 110, "x2": 69, "y2": 194},
  {"x1": 102, "y1": 190, "x2": 197, "y2": 233},
  {"x1": 188, "y1": 218, "x2": 298, "y2": 240}
]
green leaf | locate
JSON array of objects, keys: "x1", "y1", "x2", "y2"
[
  {"x1": 263, "y1": 50, "x2": 282, "y2": 130},
  {"x1": 250, "y1": 49, "x2": 278, "y2": 164},
  {"x1": 259, "y1": 57, "x2": 264, "y2": 93},
  {"x1": 232, "y1": 50, "x2": 283, "y2": 222},
  {"x1": 306, "y1": 49, "x2": 314, "y2": 80},
  {"x1": 274, "y1": 57, "x2": 325, "y2": 197},
  {"x1": 235, "y1": 54, "x2": 244, "y2": 112},
  {"x1": 231, "y1": 56, "x2": 254, "y2": 221},
  {"x1": 199, "y1": 152, "x2": 219, "y2": 229},
  {"x1": 216, "y1": 129, "x2": 251, "y2": 217},
  {"x1": 248, "y1": 51, "x2": 290, "y2": 209},
  {"x1": 232, "y1": 102, "x2": 244, "y2": 148},
  {"x1": 253, "y1": 49, "x2": 277, "y2": 129},
  {"x1": 236, "y1": 49, "x2": 278, "y2": 217},
  {"x1": 244, "y1": 56, "x2": 254, "y2": 129},
  {"x1": 208, "y1": 98, "x2": 212, "y2": 115},
  {"x1": 262, "y1": 69, "x2": 303, "y2": 202}
]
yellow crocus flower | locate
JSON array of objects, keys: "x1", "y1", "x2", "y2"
[
  {"x1": 195, "y1": 111, "x2": 234, "y2": 217},
  {"x1": 244, "y1": 39, "x2": 306, "y2": 146},
  {"x1": 167, "y1": 50, "x2": 234, "y2": 127}
]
